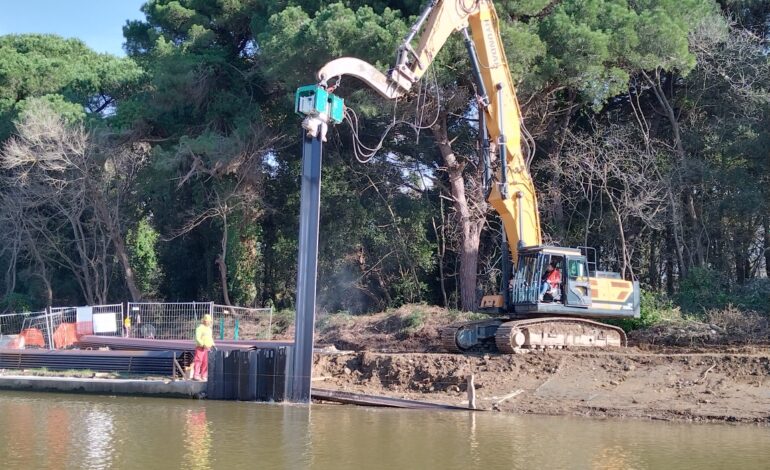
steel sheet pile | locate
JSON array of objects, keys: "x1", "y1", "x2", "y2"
[
  {"x1": 76, "y1": 336, "x2": 292, "y2": 352},
  {"x1": 0, "y1": 349, "x2": 177, "y2": 376}
]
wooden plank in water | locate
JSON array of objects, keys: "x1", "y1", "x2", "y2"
[{"x1": 312, "y1": 388, "x2": 472, "y2": 411}]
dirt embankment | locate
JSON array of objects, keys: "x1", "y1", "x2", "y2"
[{"x1": 310, "y1": 305, "x2": 770, "y2": 424}]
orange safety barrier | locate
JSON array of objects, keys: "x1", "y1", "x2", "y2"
[
  {"x1": 53, "y1": 323, "x2": 79, "y2": 349},
  {"x1": 9, "y1": 328, "x2": 46, "y2": 349}
]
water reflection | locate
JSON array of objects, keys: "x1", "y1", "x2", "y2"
[
  {"x1": 84, "y1": 407, "x2": 115, "y2": 469},
  {"x1": 46, "y1": 407, "x2": 70, "y2": 470},
  {"x1": 184, "y1": 408, "x2": 212, "y2": 470},
  {"x1": 3, "y1": 399, "x2": 35, "y2": 468},
  {"x1": 0, "y1": 392, "x2": 769, "y2": 470}
]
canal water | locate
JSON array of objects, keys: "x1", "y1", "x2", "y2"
[{"x1": 0, "y1": 391, "x2": 768, "y2": 469}]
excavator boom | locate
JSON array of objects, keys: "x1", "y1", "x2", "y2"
[{"x1": 316, "y1": 0, "x2": 542, "y2": 263}]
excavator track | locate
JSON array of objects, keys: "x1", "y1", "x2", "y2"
[
  {"x1": 441, "y1": 317, "x2": 627, "y2": 354},
  {"x1": 494, "y1": 317, "x2": 627, "y2": 354},
  {"x1": 440, "y1": 319, "x2": 504, "y2": 354}
]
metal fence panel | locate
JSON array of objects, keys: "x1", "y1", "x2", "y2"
[
  {"x1": 21, "y1": 310, "x2": 63, "y2": 350},
  {"x1": 51, "y1": 304, "x2": 125, "y2": 337},
  {"x1": 92, "y1": 304, "x2": 124, "y2": 337},
  {"x1": 212, "y1": 305, "x2": 273, "y2": 340},
  {"x1": 0, "y1": 312, "x2": 29, "y2": 337},
  {"x1": 127, "y1": 302, "x2": 213, "y2": 340},
  {"x1": 0, "y1": 311, "x2": 45, "y2": 348}
]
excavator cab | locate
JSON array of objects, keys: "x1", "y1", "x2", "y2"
[
  {"x1": 509, "y1": 246, "x2": 591, "y2": 313},
  {"x1": 481, "y1": 246, "x2": 597, "y2": 315}
]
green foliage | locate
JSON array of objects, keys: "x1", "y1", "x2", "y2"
[
  {"x1": 270, "y1": 308, "x2": 296, "y2": 336},
  {"x1": 535, "y1": 0, "x2": 716, "y2": 106},
  {"x1": 678, "y1": 269, "x2": 770, "y2": 316},
  {"x1": 257, "y1": 3, "x2": 408, "y2": 89},
  {"x1": 225, "y1": 216, "x2": 261, "y2": 306},
  {"x1": 612, "y1": 290, "x2": 681, "y2": 331},
  {"x1": 400, "y1": 309, "x2": 426, "y2": 335},
  {"x1": 126, "y1": 218, "x2": 163, "y2": 299},
  {"x1": 677, "y1": 267, "x2": 730, "y2": 314},
  {"x1": 16, "y1": 95, "x2": 86, "y2": 125},
  {"x1": 0, "y1": 34, "x2": 143, "y2": 138},
  {"x1": 734, "y1": 279, "x2": 770, "y2": 315},
  {"x1": 0, "y1": 293, "x2": 33, "y2": 314}
]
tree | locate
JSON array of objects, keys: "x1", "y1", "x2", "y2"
[
  {"x1": 0, "y1": 100, "x2": 147, "y2": 304},
  {"x1": 0, "y1": 34, "x2": 143, "y2": 139}
]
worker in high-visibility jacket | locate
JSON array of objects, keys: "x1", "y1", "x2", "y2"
[{"x1": 192, "y1": 314, "x2": 215, "y2": 381}]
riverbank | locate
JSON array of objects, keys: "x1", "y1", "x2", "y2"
[
  {"x1": 312, "y1": 348, "x2": 770, "y2": 424},
  {"x1": 306, "y1": 305, "x2": 770, "y2": 424}
]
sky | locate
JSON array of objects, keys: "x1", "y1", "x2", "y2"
[{"x1": 0, "y1": 0, "x2": 147, "y2": 56}]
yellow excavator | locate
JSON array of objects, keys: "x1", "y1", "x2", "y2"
[{"x1": 305, "y1": 0, "x2": 640, "y2": 353}]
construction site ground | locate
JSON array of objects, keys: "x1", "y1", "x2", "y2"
[{"x1": 309, "y1": 305, "x2": 770, "y2": 424}]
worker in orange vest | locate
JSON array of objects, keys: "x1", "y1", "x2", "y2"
[
  {"x1": 539, "y1": 261, "x2": 562, "y2": 302},
  {"x1": 192, "y1": 314, "x2": 215, "y2": 381}
]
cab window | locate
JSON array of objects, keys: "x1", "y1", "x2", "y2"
[{"x1": 568, "y1": 259, "x2": 586, "y2": 279}]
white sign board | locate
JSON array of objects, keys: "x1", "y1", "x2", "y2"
[
  {"x1": 92, "y1": 312, "x2": 118, "y2": 334},
  {"x1": 76, "y1": 306, "x2": 94, "y2": 335}
]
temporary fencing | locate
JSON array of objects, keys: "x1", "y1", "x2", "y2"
[
  {"x1": 22, "y1": 310, "x2": 64, "y2": 349},
  {"x1": 0, "y1": 311, "x2": 45, "y2": 348},
  {"x1": 122, "y1": 302, "x2": 275, "y2": 341},
  {"x1": 212, "y1": 305, "x2": 274, "y2": 340},
  {"x1": 57, "y1": 304, "x2": 125, "y2": 337},
  {"x1": 0, "y1": 312, "x2": 30, "y2": 337},
  {"x1": 126, "y1": 302, "x2": 213, "y2": 340},
  {"x1": 0, "y1": 301, "x2": 276, "y2": 350}
]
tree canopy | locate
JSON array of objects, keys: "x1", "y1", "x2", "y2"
[{"x1": 0, "y1": 0, "x2": 767, "y2": 318}]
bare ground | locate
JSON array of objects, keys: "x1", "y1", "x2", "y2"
[{"x1": 309, "y1": 305, "x2": 770, "y2": 424}]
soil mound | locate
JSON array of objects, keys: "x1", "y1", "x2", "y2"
[
  {"x1": 629, "y1": 308, "x2": 770, "y2": 348},
  {"x1": 315, "y1": 305, "x2": 472, "y2": 352}
]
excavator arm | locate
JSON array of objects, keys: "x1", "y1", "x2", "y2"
[{"x1": 315, "y1": 0, "x2": 542, "y2": 263}]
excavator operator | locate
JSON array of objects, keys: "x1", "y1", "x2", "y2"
[{"x1": 539, "y1": 261, "x2": 561, "y2": 302}]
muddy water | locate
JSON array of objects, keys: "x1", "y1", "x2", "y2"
[{"x1": 0, "y1": 391, "x2": 768, "y2": 470}]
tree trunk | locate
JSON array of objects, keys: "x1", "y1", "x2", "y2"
[
  {"x1": 28, "y1": 240, "x2": 53, "y2": 307},
  {"x1": 665, "y1": 229, "x2": 676, "y2": 295},
  {"x1": 432, "y1": 113, "x2": 486, "y2": 311},
  {"x1": 645, "y1": 69, "x2": 704, "y2": 273},
  {"x1": 764, "y1": 214, "x2": 770, "y2": 277},
  {"x1": 548, "y1": 97, "x2": 576, "y2": 241},
  {"x1": 647, "y1": 230, "x2": 659, "y2": 290},
  {"x1": 432, "y1": 215, "x2": 448, "y2": 308},
  {"x1": 217, "y1": 213, "x2": 232, "y2": 306},
  {"x1": 89, "y1": 184, "x2": 142, "y2": 302}
]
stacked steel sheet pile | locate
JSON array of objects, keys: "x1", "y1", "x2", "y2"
[
  {"x1": 0, "y1": 349, "x2": 177, "y2": 376},
  {"x1": 0, "y1": 336, "x2": 293, "y2": 382},
  {"x1": 76, "y1": 336, "x2": 292, "y2": 352}
]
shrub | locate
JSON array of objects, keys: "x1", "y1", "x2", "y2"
[
  {"x1": 678, "y1": 267, "x2": 769, "y2": 316},
  {"x1": 612, "y1": 290, "x2": 681, "y2": 331},
  {"x1": 270, "y1": 309, "x2": 295, "y2": 336},
  {"x1": 677, "y1": 267, "x2": 730, "y2": 314},
  {"x1": 0, "y1": 293, "x2": 33, "y2": 313},
  {"x1": 734, "y1": 278, "x2": 770, "y2": 315},
  {"x1": 399, "y1": 309, "x2": 426, "y2": 335},
  {"x1": 316, "y1": 311, "x2": 355, "y2": 332}
]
